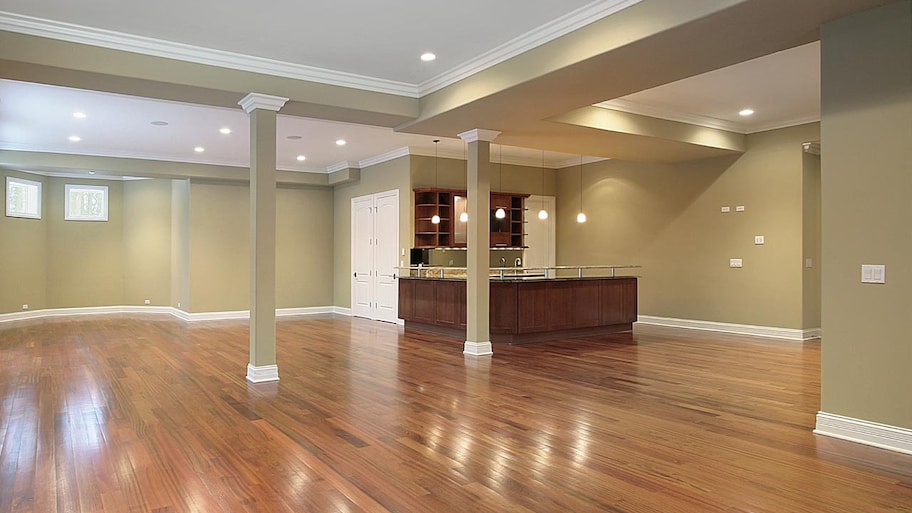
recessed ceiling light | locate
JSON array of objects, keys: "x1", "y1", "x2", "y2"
[
  {"x1": 420, "y1": 52, "x2": 436, "y2": 62},
  {"x1": 296, "y1": 155, "x2": 306, "y2": 162},
  {"x1": 336, "y1": 139, "x2": 347, "y2": 146},
  {"x1": 73, "y1": 111, "x2": 86, "y2": 119},
  {"x1": 287, "y1": 135, "x2": 303, "y2": 140},
  {"x1": 194, "y1": 146, "x2": 205, "y2": 153},
  {"x1": 88, "y1": 170, "x2": 95, "y2": 175},
  {"x1": 219, "y1": 127, "x2": 231, "y2": 135},
  {"x1": 68, "y1": 135, "x2": 81, "y2": 142},
  {"x1": 739, "y1": 108, "x2": 755, "y2": 116},
  {"x1": 151, "y1": 120, "x2": 169, "y2": 126}
]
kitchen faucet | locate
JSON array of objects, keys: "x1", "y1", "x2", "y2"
[
  {"x1": 515, "y1": 257, "x2": 522, "y2": 267},
  {"x1": 500, "y1": 257, "x2": 506, "y2": 267}
]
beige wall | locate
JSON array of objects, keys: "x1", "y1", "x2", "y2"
[
  {"x1": 46, "y1": 177, "x2": 125, "y2": 308},
  {"x1": 123, "y1": 179, "x2": 172, "y2": 307},
  {"x1": 170, "y1": 179, "x2": 190, "y2": 310},
  {"x1": 188, "y1": 181, "x2": 250, "y2": 312},
  {"x1": 802, "y1": 152, "x2": 822, "y2": 330},
  {"x1": 820, "y1": 1, "x2": 912, "y2": 429},
  {"x1": 557, "y1": 123, "x2": 819, "y2": 329},
  {"x1": 333, "y1": 156, "x2": 411, "y2": 308},
  {"x1": 276, "y1": 186, "x2": 334, "y2": 308},
  {"x1": 187, "y1": 180, "x2": 336, "y2": 313},
  {"x1": 0, "y1": 170, "x2": 48, "y2": 313}
]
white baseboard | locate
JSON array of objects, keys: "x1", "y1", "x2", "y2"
[
  {"x1": 246, "y1": 363, "x2": 279, "y2": 383},
  {"x1": 331, "y1": 306, "x2": 352, "y2": 316},
  {"x1": 0, "y1": 305, "x2": 351, "y2": 324},
  {"x1": 815, "y1": 412, "x2": 912, "y2": 456},
  {"x1": 464, "y1": 341, "x2": 493, "y2": 356},
  {"x1": 636, "y1": 315, "x2": 821, "y2": 341},
  {"x1": 0, "y1": 305, "x2": 180, "y2": 324}
]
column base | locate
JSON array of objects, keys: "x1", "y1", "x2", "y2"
[
  {"x1": 463, "y1": 341, "x2": 493, "y2": 356},
  {"x1": 246, "y1": 363, "x2": 279, "y2": 383}
]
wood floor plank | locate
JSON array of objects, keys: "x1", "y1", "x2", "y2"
[{"x1": 1, "y1": 314, "x2": 911, "y2": 512}]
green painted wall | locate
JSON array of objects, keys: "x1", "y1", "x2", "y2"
[
  {"x1": 820, "y1": 0, "x2": 912, "y2": 429},
  {"x1": 556, "y1": 123, "x2": 820, "y2": 329},
  {"x1": 0, "y1": 170, "x2": 48, "y2": 313}
]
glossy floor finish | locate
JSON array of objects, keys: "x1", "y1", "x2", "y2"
[{"x1": 1, "y1": 315, "x2": 911, "y2": 513}]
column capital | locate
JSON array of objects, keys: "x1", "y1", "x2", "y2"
[
  {"x1": 238, "y1": 93, "x2": 289, "y2": 114},
  {"x1": 458, "y1": 129, "x2": 501, "y2": 143}
]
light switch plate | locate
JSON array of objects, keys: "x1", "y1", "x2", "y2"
[
  {"x1": 721, "y1": 206, "x2": 731, "y2": 213},
  {"x1": 730, "y1": 258, "x2": 743, "y2": 268},
  {"x1": 861, "y1": 264, "x2": 885, "y2": 284},
  {"x1": 754, "y1": 235, "x2": 765, "y2": 245},
  {"x1": 805, "y1": 258, "x2": 813, "y2": 268},
  {"x1": 735, "y1": 205, "x2": 745, "y2": 212}
]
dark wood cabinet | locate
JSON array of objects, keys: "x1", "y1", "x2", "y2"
[
  {"x1": 399, "y1": 277, "x2": 637, "y2": 344},
  {"x1": 414, "y1": 189, "x2": 527, "y2": 249}
]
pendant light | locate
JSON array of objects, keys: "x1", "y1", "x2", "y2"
[
  {"x1": 431, "y1": 139, "x2": 441, "y2": 225},
  {"x1": 537, "y1": 150, "x2": 548, "y2": 220},
  {"x1": 459, "y1": 140, "x2": 469, "y2": 222},
  {"x1": 576, "y1": 155, "x2": 587, "y2": 223},
  {"x1": 494, "y1": 144, "x2": 506, "y2": 219}
]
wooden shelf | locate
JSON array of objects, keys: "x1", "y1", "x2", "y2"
[{"x1": 414, "y1": 189, "x2": 528, "y2": 249}]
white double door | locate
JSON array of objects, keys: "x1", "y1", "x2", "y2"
[{"x1": 351, "y1": 190, "x2": 399, "y2": 323}]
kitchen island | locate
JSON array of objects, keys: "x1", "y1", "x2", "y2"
[{"x1": 398, "y1": 266, "x2": 638, "y2": 344}]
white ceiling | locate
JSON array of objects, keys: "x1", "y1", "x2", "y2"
[{"x1": 0, "y1": 0, "x2": 823, "y2": 174}]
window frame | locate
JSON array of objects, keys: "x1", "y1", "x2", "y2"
[
  {"x1": 65, "y1": 183, "x2": 109, "y2": 222},
  {"x1": 5, "y1": 176, "x2": 43, "y2": 219}
]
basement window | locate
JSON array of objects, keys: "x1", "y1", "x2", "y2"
[
  {"x1": 65, "y1": 184, "x2": 108, "y2": 221},
  {"x1": 6, "y1": 176, "x2": 42, "y2": 219}
]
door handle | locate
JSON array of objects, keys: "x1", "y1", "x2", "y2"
[{"x1": 353, "y1": 272, "x2": 357, "y2": 278}]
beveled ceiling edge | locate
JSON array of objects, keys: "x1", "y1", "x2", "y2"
[{"x1": 596, "y1": 98, "x2": 821, "y2": 135}]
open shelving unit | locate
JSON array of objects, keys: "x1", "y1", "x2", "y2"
[{"x1": 414, "y1": 189, "x2": 452, "y2": 248}]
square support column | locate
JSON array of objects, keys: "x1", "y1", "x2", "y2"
[
  {"x1": 459, "y1": 129, "x2": 500, "y2": 356},
  {"x1": 239, "y1": 93, "x2": 288, "y2": 383}
]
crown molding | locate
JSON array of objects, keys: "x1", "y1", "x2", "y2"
[
  {"x1": 358, "y1": 147, "x2": 411, "y2": 169},
  {"x1": 458, "y1": 129, "x2": 501, "y2": 143},
  {"x1": 0, "y1": 11, "x2": 419, "y2": 98},
  {"x1": 325, "y1": 161, "x2": 356, "y2": 173},
  {"x1": 745, "y1": 115, "x2": 821, "y2": 135},
  {"x1": 238, "y1": 93, "x2": 288, "y2": 113},
  {"x1": 418, "y1": 0, "x2": 642, "y2": 95}
]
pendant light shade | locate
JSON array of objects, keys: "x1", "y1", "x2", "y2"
[
  {"x1": 431, "y1": 139, "x2": 441, "y2": 224},
  {"x1": 495, "y1": 208, "x2": 506, "y2": 219},
  {"x1": 459, "y1": 211, "x2": 469, "y2": 222},
  {"x1": 538, "y1": 209, "x2": 549, "y2": 220},
  {"x1": 577, "y1": 155, "x2": 586, "y2": 223}
]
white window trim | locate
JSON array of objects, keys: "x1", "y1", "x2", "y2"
[
  {"x1": 6, "y1": 176, "x2": 42, "y2": 219},
  {"x1": 65, "y1": 183, "x2": 109, "y2": 221}
]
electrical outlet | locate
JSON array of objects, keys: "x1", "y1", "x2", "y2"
[
  {"x1": 21, "y1": 304, "x2": 28, "y2": 310},
  {"x1": 721, "y1": 206, "x2": 731, "y2": 213},
  {"x1": 144, "y1": 299, "x2": 151, "y2": 305},
  {"x1": 730, "y1": 258, "x2": 743, "y2": 268},
  {"x1": 177, "y1": 302, "x2": 181, "y2": 308},
  {"x1": 736, "y1": 205, "x2": 745, "y2": 212},
  {"x1": 754, "y1": 235, "x2": 765, "y2": 245}
]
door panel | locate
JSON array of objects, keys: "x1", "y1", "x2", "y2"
[
  {"x1": 351, "y1": 190, "x2": 399, "y2": 323},
  {"x1": 351, "y1": 196, "x2": 374, "y2": 319},
  {"x1": 374, "y1": 191, "x2": 399, "y2": 323}
]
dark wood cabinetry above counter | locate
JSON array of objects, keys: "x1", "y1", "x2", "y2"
[{"x1": 414, "y1": 188, "x2": 527, "y2": 249}]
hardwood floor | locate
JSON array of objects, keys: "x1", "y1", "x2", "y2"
[{"x1": 1, "y1": 314, "x2": 910, "y2": 512}]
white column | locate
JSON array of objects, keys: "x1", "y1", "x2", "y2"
[
  {"x1": 458, "y1": 129, "x2": 500, "y2": 356},
  {"x1": 239, "y1": 93, "x2": 288, "y2": 383}
]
